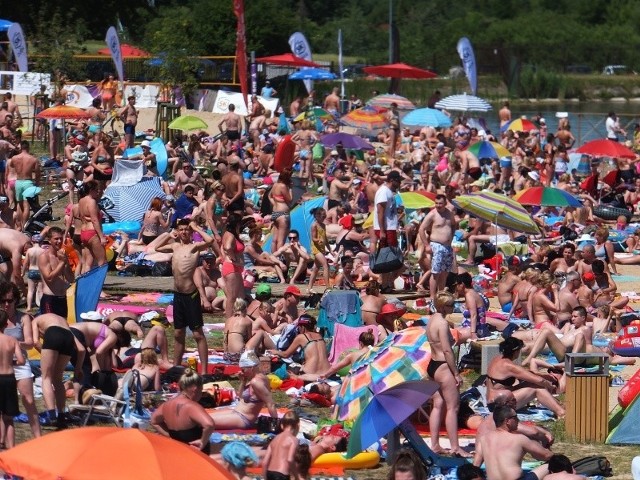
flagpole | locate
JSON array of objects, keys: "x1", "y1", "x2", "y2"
[{"x1": 388, "y1": 0, "x2": 393, "y2": 63}]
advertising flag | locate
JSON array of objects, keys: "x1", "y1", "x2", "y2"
[
  {"x1": 288, "y1": 32, "x2": 313, "y2": 93},
  {"x1": 105, "y1": 27, "x2": 124, "y2": 82},
  {"x1": 457, "y1": 37, "x2": 477, "y2": 95},
  {"x1": 8, "y1": 23, "x2": 28, "y2": 72}
]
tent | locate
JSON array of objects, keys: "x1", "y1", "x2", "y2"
[
  {"x1": 606, "y1": 394, "x2": 640, "y2": 444},
  {"x1": 262, "y1": 196, "x2": 325, "y2": 252}
]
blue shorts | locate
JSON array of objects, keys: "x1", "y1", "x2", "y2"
[
  {"x1": 500, "y1": 158, "x2": 512, "y2": 168},
  {"x1": 124, "y1": 124, "x2": 135, "y2": 135},
  {"x1": 502, "y1": 302, "x2": 512, "y2": 313},
  {"x1": 430, "y1": 242, "x2": 454, "y2": 274},
  {"x1": 0, "y1": 160, "x2": 5, "y2": 173}
]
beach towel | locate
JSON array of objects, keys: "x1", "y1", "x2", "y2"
[
  {"x1": 317, "y1": 290, "x2": 363, "y2": 337},
  {"x1": 328, "y1": 323, "x2": 379, "y2": 364}
]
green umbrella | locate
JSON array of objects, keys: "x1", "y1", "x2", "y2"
[{"x1": 168, "y1": 115, "x2": 209, "y2": 131}]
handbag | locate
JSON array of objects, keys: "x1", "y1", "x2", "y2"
[
  {"x1": 256, "y1": 415, "x2": 281, "y2": 434},
  {"x1": 370, "y1": 245, "x2": 403, "y2": 274}
]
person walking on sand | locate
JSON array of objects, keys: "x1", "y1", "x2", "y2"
[
  {"x1": 263, "y1": 410, "x2": 300, "y2": 480},
  {"x1": 155, "y1": 219, "x2": 213, "y2": 374}
]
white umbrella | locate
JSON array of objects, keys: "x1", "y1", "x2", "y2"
[{"x1": 435, "y1": 93, "x2": 492, "y2": 112}]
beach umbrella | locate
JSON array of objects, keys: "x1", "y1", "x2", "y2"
[
  {"x1": 255, "y1": 53, "x2": 321, "y2": 68},
  {"x1": 0, "y1": 426, "x2": 234, "y2": 480},
  {"x1": 36, "y1": 105, "x2": 92, "y2": 120},
  {"x1": 346, "y1": 380, "x2": 440, "y2": 458},
  {"x1": 401, "y1": 108, "x2": 452, "y2": 128},
  {"x1": 397, "y1": 191, "x2": 435, "y2": 209},
  {"x1": 334, "y1": 326, "x2": 432, "y2": 421},
  {"x1": 416, "y1": 190, "x2": 437, "y2": 201},
  {"x1": 576, "y1": 139, "x2": 637, "y2": 159},
  {"x1": 294, "y1": 107, "x2": 333, "y2": 122},
  {"x1": 97, "y1": 44, "x2": 151, "y2": 57},
  {"x1": 434, "y1": 93, "x2": 492, "y2": 112},
  {"x1": 320, "y1": 132, "x2": 373, "y2": 150},
  {"x1": 341, "y1": 106, "x2": 389, "y2": 130},
  {"x1": 0, "y1": 19, "x2": 12, "y2": 32},
  {"x1": 466, "y1": 141, "x2": 511, "y2": 160},
  {"x1": 513, "y1": 186, "x2": 582, "y2": 208},
  {"x1": 505, "y1": 118, "x2": 537, "y2": 132},
  {"x1": 262, "y1": 196, "x2": 325, "y2": 252},
  {"x1": 289, "y1": 68, "x2": 336, "y2": 81},
  {"x1": 103, "y1": 177, "x2": 166, "y2": 222},
  {"x1": 367, "y1": 94, "x2": 415, "y2": 111},
  {"x1": 452, "y1": 191, "x2": 540, "y2": 235},
  {"x1": 168, "y1": 115, "x2": 208, "y2": 132},
  {"x1": 363, "y1": 63, "x2": 437, "y2": 79}
]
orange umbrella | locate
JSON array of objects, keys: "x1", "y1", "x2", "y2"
[
  {"x1": 0, "y1": 427, "x2": 234, "y2": 480},
  {"x1": 98, "y1": 43, "x2": 151, "y2": 57},
  {"x1": 36, "y1": 105, "x2": 92, "y2": 120}
]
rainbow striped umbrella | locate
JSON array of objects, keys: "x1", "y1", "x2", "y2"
[
  {"x1": 367, "y1": 93, "x2": 415, "y2": 110},
  {"x1": 294, "y1": 107, "x2": 333, "y2": 122},
  {"x1": 334, "y1": 327, "x2": 432, "y2": 421},
  {"x1": 452, "y1": 191, "x2": 540, "y2": 235},
  {"x1": 505, "y1": 118, "x2": 537, "y2": 132},
  {"x1": 466, "y1": 141, "x2": 511, "y2": 160},
  {"x1": 513, "y1": 186, "x2": 582, "y2": 207},
  {"x1": 340, "y1": 106, "x2": 389, "y2": 130}
]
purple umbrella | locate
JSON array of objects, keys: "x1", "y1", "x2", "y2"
[
  {"x1": 320, "y1": 132, "x2": 374, "y2": 150},
  {"x1": 346, "y1": 380, "x2": 439, "y2": 458}
]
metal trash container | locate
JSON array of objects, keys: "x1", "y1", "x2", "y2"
[{"x1": 564, "y1": 352, "x2": 610, "y2": 442}]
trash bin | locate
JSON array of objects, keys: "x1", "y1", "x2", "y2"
[{"x1": 564, "y1": 352, "x2": 610, "y2": 442}]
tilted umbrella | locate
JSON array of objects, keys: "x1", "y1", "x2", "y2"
[
  {"x1": 346, "y1": 380, "x2": 440, "y2": 458},
  {"x1": 320, "y1": 132, "x2": 373, "y2": 150},
  {"x1": 513, "y1": 186, "x2": 582, "y2": 208},
  {"x1": 168, "y1": 115, "x2": 209, "y2": 132},
  {"x1": 341, "y1": 106, "x2": 389, "y2": 130},
  {"x1": 36, "y1": 105, "x2": 92, "y2": 120},
  {"x1": 505, "y1": 118, "x2": 537, "y2": 132},
  {"x1": 103, "y1": 177, "x2": 166, "y2": 222},
  {"x1": 334, "y1": 326, "x2": 432, "y2": 421},
  {"x1": 576, "y1": 139, "x2": 637, "y2": 159},
  {"x1": 0, "y1": 427, "x2": 234, "y2": 480},
  {"x1": 289, "y1": 68, "x2": 336, "y2": 81},
  {"x1": 466, "y1": 140, "x2": 511, "y2": 160},
  {"x1": 397, "y1": 192, "x2": 435, "y2": 209},
  {"x1": 401, "y1": 108, "x2": 452, "y2": 128},
  {"x1": 363, "y1": 62, "x2": 437, "y2": 79},
  {"x1": 435, "y1": 93, "x2": 492, "y2": 112},
  {"x1": 294, "y1": 107, "x2": 333, "y2": 122},
  {"x1": 255, "y1": 53, "x2": 321, "y2": 68},
  {"x1": 367, "y1": 93, "x2": 415, "y2": 110},
  {"x1": 452, "y1": 191, "x2": 540, "y2": 235}
]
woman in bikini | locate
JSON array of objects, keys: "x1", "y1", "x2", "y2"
[
  {"x1": 307, "y1": 207, "x2": 331, "y2": 294},
  {"x1": 90, "y1": 132, "x2": 114, "y2": 184},
  {"x1": 78, "y1": 180, "x2": 107, "y2": 272},
  {"x1": 426, "y1": 291, "x2": 470, "y2": 458},
  {"x1": 221, "y1": 213, "x2": 246, "y2": 318},
  {"x1": 224, "y1": 298, "x2": 267, "y2": 362},
  {"x1": 210, "y1": 351, "x2": 278, "y2": 429},
  {"x1": 333, "y1": 255, "x2": 357, "y2": 290},
  {"x1": 131, "y1": 348, "x2": 161, "y2": 392},
  {"x1": 360, "y1": 280, "x2": 387, "y2": 327},
  {"x1": 140, "y1": 197, "x2": 171, "y2": 246},
  {"x1": 269, "y1": 168, "x2": 293, "y2": 254},
  {"x1": 99, "y1": 74, "x2": 117, "y2": 110},
  {"x1": 205, "y1": 180, "x2": 226, "y2": 249},
  {"x1": 150, "y1": 369, "x2": 214, "y2": 453},
  {"x1": 245, "y1": 227, "x2": 287, "y2": 283},
  {"x1": 485, "y1": 337, "x2": 565, "y2": 417},
  {"x1": 530, "y1": 271, "x2": 562, "y2": 333}
]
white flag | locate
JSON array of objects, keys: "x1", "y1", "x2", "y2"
[
  {"x1": 105, "y1": 27, "x2": 124, "y2": 82},
  {"x1": 457, "y1": 37, "x2": 477, "y2": 96},
  {"x1": 288, "y1": 32, "x2": 313, "y2": 94},
  {"x1": 8, "y1": 23, "x2": 28, "y2": 72}
]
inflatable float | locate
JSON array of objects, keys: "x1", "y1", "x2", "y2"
[
  {"x1": 274, "y1": 134, "x2": 296, "y2": 172},
  {"x1": 312, "y1": 451, "x2": 380, "y2": 469},
  {"x1": 618, "y1": 368, "x2": 640, "y2": 409},
  {"x1": 611, "y1": 325, "x2": 640, "y2": 357},
  {"x1": 594, "y1": 205, "x2": 632, "y2": 222},
  {"x1": 103, "y1": 221, "x2": 142, "y2": 236}
]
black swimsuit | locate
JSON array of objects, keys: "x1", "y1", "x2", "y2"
[
  {"x1": 487, "y1": 375, "x2": 517, "y2": 387},
  {"x1": 427, "y1": 359, "x2": 447, "y2": 379},
  {"x1": 167, "y1": 425, "x2": 210, "y2": 453}
]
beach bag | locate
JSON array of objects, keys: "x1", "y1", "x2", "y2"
[
  {"x1": 370, "y1": 246, "x2": 403, "y2": 274},
  {"x1": 572, "y1": 456, "x2": 612, "y2": 477},
  {"x1": 276, "y1": 323, "x2": 299, "y2": 351},
  {"x1": 122, "y1": 370, "x2": 152, "y2": 429},
  {"x1": 256, "y1": 416, "x2": 282, "y2": 434}
]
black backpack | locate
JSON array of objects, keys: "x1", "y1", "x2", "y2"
[{"x1": 572, "y1": 456, "x2": 613, "y2": 477}]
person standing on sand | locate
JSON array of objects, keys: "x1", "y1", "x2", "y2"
[
  {"x1": 118, "y1": 95, "x2": 138, "y2": 149},
  {"x1": 263, "y1": 411, "x2": 300, "y2": 480},
  {"x1": 38, "y1": 227, "x2": 74, "y2": 318},
  {"x1": 499, "y1": 101, "x2": 511, "y2": 129},
  {"x1": 155, "y1": 219, "x2": 213, "y2": 374},
  {"x1": 0, "y1": 308, "x2": 25, "y2": 449},
  {"x1": 12, "y1": 140, "x2": 40, "y2": 231},
  {"x1": 218, "y1": 104, "x2": 242, "y2": 142}
]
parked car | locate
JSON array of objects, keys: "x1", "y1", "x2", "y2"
[
  {"x1": 341, "y1": 64, "x2": 371, "y2": 79},
  {"x1": 602, "y1": 65, "x2": 636, "y2": 75}
]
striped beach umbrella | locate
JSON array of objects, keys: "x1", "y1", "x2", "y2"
[
  {"x1": 341, "y1": 106, "x2": 389, "y2": 130},
  {"x1": 434, "y1": 93, "x2": 492, "y2": 112},
  {"x1": 367, "y1": 93, "x2": 415, "y2": 110},
  {"x1": 466, "y1": 141, "x2": 511, "y2": 159},
  {"x1": 513, "y1": 187, "x2": 582, "y2": 208},
  {"x1": 103, "y1": 177, "x2": 166, "y2": 222},
  {"x1": 452, "y1": 191, "x2": 540, "y2": 235},
  {"x1": 401, "y1": 108, "x2": 452, "y2": 128}
]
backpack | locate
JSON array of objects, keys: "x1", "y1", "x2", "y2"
[
  {"x1": 572, "y1": 456, "x2": 613, "y2": 477},
  {"x1": 276, "y1": 323, "x2": 299, "y2": 351}
]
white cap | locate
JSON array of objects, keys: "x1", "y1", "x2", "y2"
[
  {"x1": 555, "y1": 112, "x2": 568, "y2": 118},
  {"x1": 539, "y1": 118, "x2": 546, "y2": 124},
  {"x1": 528, "y1": 171, "x2": 540, "y2": 182},
  {"x1": 140, "y1": 140, "x2": 151, "y2": 148},
  {"x1": 139, "y1": 311, "x2": 160, "y2": 323},
  {"x1": 80, "y1": 311, "x2": 104, "y2": 322},
  {"x1": 331, "y1": 150, "x2": 339, "y2": 156}
]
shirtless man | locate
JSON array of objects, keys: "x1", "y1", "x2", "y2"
[
  {"x1": 499, "y1": 101, "x2": 512, "y2": 128},
  {"x1": 323, "y1": 87, "x2": 341, "y2": 117},
  {"x1": 555, "y1": 127, "x2": 575, "y2": 149},
  {"x1": 218, "y1": 104, "x2": 242, "y2": 142},
  {"x1": 474, "y1": 405, "x2": 552, "y2": 480},
  {"x1": 193, "y1": 253, "x2": 221, "y2": 310},
  {"x1": 4, "y1": 93, "x2": 22, "y2": 128},
  {"x1": 129, "y1": 140, "x2": 158, "y2": 177},
  {"x1": 545, "y1": 455, "x2": 584, "y2": 480},
  {"x1": 118, "y1": 96, "x2": 138, "y2": 149},
  {"x1": 248, "y1": 108, "x2": 267, "y2": 153},
  {"x1": 0, "y1": 229, "x2": 29, "y2": 291},
  {"x1": 419, "y1": 194, "x2": 456, "y2": 300},
  {"x1": 173, "y1": 161, "x2": 203, "y2": 196},
  {"x1": 360, "y1": 280, "x2": 386, "y2": 326},
  {"x1": 12, "y1": 141, "x2": 40, "y2": 231},
  {"x1": 327, "y1": 166, "x2": 353, "y2": 210},
  {"x1": 273, "y1": 286, "x2": 303, "y2": 325},
  {"x1": 0, "y1": 195, "x2": 15, "y2": 229},
  {"x1": 555, "y1": 271, "x2": 581, "y2": 326},
  {"x1": 575, "y1": 244, "x2": 595, "y2": 276},
  {"x1": 271, "y1": 229, "x2": 311, "y2": 285},
  {"x1": 155, "y1": 219, "x2": 213, "y2": 374},
  {"x1": 549, "y1": 243, "x2": 577, "y2": 274},
  {"x1": 221, "y1": 157, "x2": 245, "y2": 214},
  {"x1": 498, "y1": 257, "x2": 522, "y2": 312},
  {"x1": 262, "y1": 411, "x2": 299, "y2": 480},
  {"x1": 0, "y1": 134, "x2": 18, "y2": 196},
  {"x1": 457, "y1": 148, "x2": 482, "y2": 183},
  {"x1": 464, "y1": 221, "x2": 511, "y2": 265},
  {"x1": 38, "y1": 227, "x2": 73, "y2": 318},
  {"x1": 23, "y1": 236, "x2": 44, "y2": 311},
  {"x1": 0, "y1": 308, "x2": 25, "y2": 448}
]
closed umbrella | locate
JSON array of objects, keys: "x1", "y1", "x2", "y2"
[
  {"x1": 402, "y1": 108, "x2": 452, "y2": 128},
  {"x1": 513, "y1": 187, "x2": 582, "y2": 208},
  {"x1": 168, "y1": 115, "x2": 209, "y2": 132},
  {"x1": 320, "y1": 132, "x2": 373, "y2": 150},
  {"x1": 452, "y1": 191, "x2": 539, "y2": 235},
  {"x1": 576, "y1": 139, "x2": 637, "y2": 159},
  {"x1": 367, "y1": 94, "x2": 415, "y2": 111},
  {"x1": 289, "y1": 68, "x2": 336, "y2": 81},
  {"x1": 434, "y1": 93, "x2": 492, "y2": 112}
]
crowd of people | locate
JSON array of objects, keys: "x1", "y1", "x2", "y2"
[{"x1": 1, "y1": 84, "x2": 640, "y2": 479}]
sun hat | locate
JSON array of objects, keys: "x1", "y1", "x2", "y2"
[
  {"x1": 353, "y1": 213, "x2": 366, "y2": 225},
  {"x1": 528, "y1": 171, "x2": 540, "y2": 182},
  {"x1": 330, "y1": 150, "x2": 339, "y2": 156},
  {"x1": 239, "y1": 351, "x2": 260, "y2": 368},
  {"x1": 338, "y1": 214, "x2": 354, "y2": 229}
]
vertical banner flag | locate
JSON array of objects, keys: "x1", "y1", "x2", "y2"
[
  {"x1": 338, "y1": 29, "x2": 345, "y2": 98},
  {"x1": 288, "y1": 32, "x2": 313, "y2": 94},
  {"x1": 457, "y1": 37, "x2": 477, "y2": 96},
  {"x1": 105, "y1": 27, "x2": 124, "y2": 82},
  {"x1": 7, "y1": 23, "x2": 28, "y2": 72},
  {"x1": 234, "y1": 0, "x2": 248, "y2": 110}
]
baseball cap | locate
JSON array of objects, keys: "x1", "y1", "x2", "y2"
[
  {"x1": 387, "y1": 171, "x2": 401, "y2": 182},
  {"x1": 297, "y1": 314, "x2": 316, "y2": 326},
  {"x1": 256, "y1": 283, "x2": 272, "y2": 297},
  {"x1": 582, "y1": 271, "x2": 595, "y2": 282},
  {"x1": 285, "y1": 285, "x2": 301, "y2": 297},
  {"x1": 330, "y1": 150, "x2": 339, "y2": 156},
  {"x1": 140, "y1": 140, "x2": 151, "y2": 149}
]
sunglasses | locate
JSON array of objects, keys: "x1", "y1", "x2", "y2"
[
  {"x1": 288, "y1": 236, "x2": 298, "y2": 240},
  {"x1": 0, "y1": 297, "x2": 15, "y2": 304}
]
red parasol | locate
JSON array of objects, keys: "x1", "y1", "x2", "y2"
[
  {"x1": 602, "y1": 169, "x2": 619, "y2": 188},
  {"x1": 576, "y1": 139, "x2": 637, "y2": 159},
  {"x1": 255, "y1": 53, "x2": 321, "y2": 68},
  {"x1": 363, "y1": 62, "x2": 437, "y2": 79},
  {"x1": 36, "y1": 105, "x2": 92, "y2": 120},
  {"x1": 580, "y1": 173, "x2": 598, "y2": 196},
  {"x1": 97, "y1": 44, "x2": 151, "y2": 58}
]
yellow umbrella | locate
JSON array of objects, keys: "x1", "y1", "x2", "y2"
[{"x1": 362, "y1": 192, "x2": 434, "y2": 229}]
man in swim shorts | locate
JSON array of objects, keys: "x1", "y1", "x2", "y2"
[
  {"x1": 218, "y1": 103, "x2": 242, "y2": 141},
  {"x1": 0, "y1": 308, "x2": 25, "y2": 448},
  {"x1": 38, "y1": 226, "x2": 74, "y2": 318},
  {"x1": 11, "y1": 140, "x2": 40, "y2": 231},
  {"x1": 155, "y1": 219, "x2": 214, "y2": 374},
  {"x1": 118, "y1": 95, "x2": 138, "y2": 149}
]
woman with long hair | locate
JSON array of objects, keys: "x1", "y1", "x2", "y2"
[
  {"x1": 269, "y1": 168, "x2": 293, "y2": 253},
  {"x1": 308, "y1": 207, "x2": 331, "y2": 293},
  {"x1": 78, "y1": 180, "x2": 107, "y2": 272},
  {"x1": 140, "y1": 197, "x2": 172, "y2": 246},
  {"x1": 221, "y1": 213, "x2": 246, "y2": 317}
]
